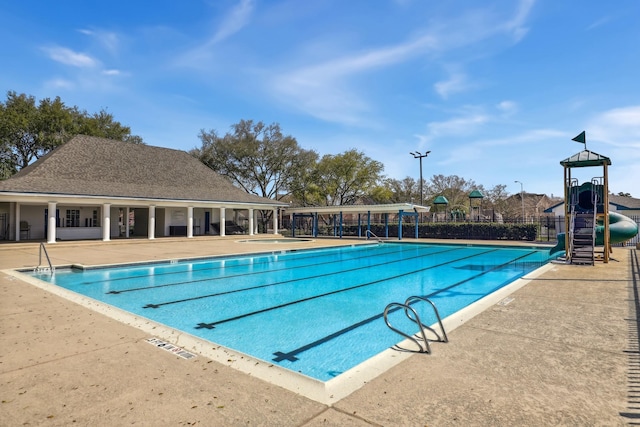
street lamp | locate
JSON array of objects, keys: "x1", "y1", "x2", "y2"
[
  {"x1": 410, "y1": 151, "x2": 430, "y2": 222},
  {"x1": 514, "y1": 180, "x2": 524, "y2": 222},
  {"x1": 410, "y1": 151, "x2": 430, "y2": 206}
]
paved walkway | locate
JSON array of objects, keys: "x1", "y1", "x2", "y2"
[{"x1": 1, "y1": 237, "x2": 638, "y2": 426}]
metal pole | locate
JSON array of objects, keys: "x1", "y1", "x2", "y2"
[
  {"x1": 419, "y1": 156, "x2": 423, "y2": 207},
  {"x1": 514, "y1": 180, "x2": 524, "y2": 222},
  {"x1": 410, "y1": 151, "x2": 431, "y2": 222}
]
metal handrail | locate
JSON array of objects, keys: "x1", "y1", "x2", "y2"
[
  {"x1": 36, "y1": 242, "x2": 54, "y2": 274},
  {"x1": 590, "y1": 177, "x2": 600, "y2": 251},
  {"x1": 404, "y1": 296, "x2": 449, "y2": 344},
  {"x1": 383, "y1": 296, "x2": 448, "y2": 354},
  {"x1": 568, "y1": 205, "x2": 575, "y2": 262},
  {"x1": 365, "y1": 229, "x2": 383, "y2": 242},
  {"x1": 569, "y1": 178, "x2": 579, "y2": 207},
  {"x1": 383, "y1": 302, "x2": 431, "y2": 353}
]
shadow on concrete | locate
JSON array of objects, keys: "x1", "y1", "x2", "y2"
[{"x1": 622, "y1": 249, "x2": 640, "y2": 424}]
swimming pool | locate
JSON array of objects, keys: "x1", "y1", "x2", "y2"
[{"x1": 27, "y1": 242, "x2": 553, "y2": 384}]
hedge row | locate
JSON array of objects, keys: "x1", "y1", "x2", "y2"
[{"x1": 321, "y1": 222, "x2": 538, "y2": 241}]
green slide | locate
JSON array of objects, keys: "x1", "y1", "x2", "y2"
[{"x1": 550, "y1": 211, "x2": 638, "y2": 255}]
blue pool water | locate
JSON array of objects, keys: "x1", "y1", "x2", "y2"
[{"x1": 29, "y1": 242, "x2": 553, "y2": 381}]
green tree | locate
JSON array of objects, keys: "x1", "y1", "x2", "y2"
[
  {"x1": 313, "y1": 149, "x2": 384, "y2": 206},
  {"x1": 0, "y1": 91, "x2": 143, "y2": 179},
  {"x1": 193, "y1": 119, "x2": 317, "y2": 200},
  {"x1": 482, "y1": 184, "x2": 510, "y2": 216},
  {"x1": 0, "y1": 92, "x2": 42, "y2": 178},
  {"x1": 368, "y1": 184, "x2": 395, "y2": 204},
  {"x1": 380, "y1": 176, "x2": 419, "y2": 203},
  {"x1": 192, "y1": 120, "x2": 318, "y2": 229},
  {"x1": 428, "y1": 174, "x2": 485, "y2": 215},
  {"x1": 76, "y1": 109, "x2": 144, "y2": 144}
]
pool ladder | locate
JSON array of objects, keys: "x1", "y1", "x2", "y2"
[
  {"x1": 383, "y1": 296, "x2": 448, "y2": 354},
  {"x1": 34, "y1": 242, "x2": 55, "y2": 275},
  {"x1": 365, "y1": 230, "x2": 383, "y2": 242}
]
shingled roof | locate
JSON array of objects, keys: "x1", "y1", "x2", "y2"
[
  {"x1": 0, "y1": 135, "x2": 282, "y2": 206},
  {"x1": 609, "y1": 195, "x2": 640, "y2": 210}
]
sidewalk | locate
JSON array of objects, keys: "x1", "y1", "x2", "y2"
[{"x1": 1, "y1": 237, "x2": 637, "y2": 426}]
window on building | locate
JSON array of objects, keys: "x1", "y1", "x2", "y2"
[
  {"x1": 92, "y1": 210, "x2": 100, "y2": 227},
  {"x1": 66, "y1": 209, "x2": 80, "y2": 227}
]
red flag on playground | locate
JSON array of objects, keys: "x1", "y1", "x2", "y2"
[{"x1": 572, "y1": 131, "x2": 586, "y2": 144}]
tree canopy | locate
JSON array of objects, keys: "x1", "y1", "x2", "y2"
[
  {"x1": 192, "y1": 119, "x2": 318, "y2": 201},
  {"x1": 0, "y1": 91, "x2": 143, "y2": 179},
  {"x1": 311, "y1": 149, "x2": 384, "y2": 206},
  {"x1": 192, "y1": 120, "x2": 386, "y2": 210},
  {"x1": 191, "y1": 118, "x2": 523, "y2": 217}
]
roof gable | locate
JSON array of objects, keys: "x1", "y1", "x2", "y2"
[
  {"x1": 0, "y1": 135, "x2": 281, "y2": 206},
  {"x1": 560, "y1": 150, "x2": 611, "y2": 168}
]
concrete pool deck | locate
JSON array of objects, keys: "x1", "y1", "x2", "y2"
[{"x1": 1, "y1": 236, "x2": 638, "y2": 426}]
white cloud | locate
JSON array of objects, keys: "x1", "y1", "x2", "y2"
[
  {"x1": 269, "y1": 33, "x2": 439, "y2": 125},
  {"x1": 267, "y1": 1, "x2": 535, "y2": 125},
  {"x1": 414, "y1": 107, "x2": 491, "y2": 148},
  {"x1": 587, "y1": 106, "x2": 640, "y2": 195},
  {"x1": 43, "y1": 46, "x2": 97, "y2": 67},
  {"x1": 45, "y1": 78, "x2": 75, "y2": 90},
  {"x1": 478, "y1": 128, "x2": 566, "y2": 147},
  {"x1": 434, "y1": 73, "x2": 469, "y2": 99},
  {"x1": 175, "y1": 0, "x2": 255, "y2": 68},
  {"x1": 280, "y1": 32, "x2": 438, "y2": 85},
  {"x1": 496, "y1": 100, "x2": 518, "y2": 115},
  {"x1": 210, "y1": 0, "x2": 255, "y2": 44},
  {"x1": 426, "y1": 114, "x2": 490, "y2": 137},
  {"x1": 500, "y1": 0, "x2": 536, "y2": 42},
  {"x1": 79, "y1": 28, "x2": 121, "y2": 55},
  {"x1": 586, "y1": 16, "x2": 613, "y2": 31},
  {"x1": 589, "y1": 106, "x2": 640, "y2": 148}
]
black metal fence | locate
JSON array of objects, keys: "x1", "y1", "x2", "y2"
[{"x1": 284, "y1": 214, "x2": 640, "y2": 246}]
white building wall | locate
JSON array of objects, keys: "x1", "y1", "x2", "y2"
[{"x1": 19, "y1": 205, "x2": 45, "y2": 240}]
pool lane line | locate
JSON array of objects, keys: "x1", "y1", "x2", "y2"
[
  {"x1": 189, "y1": 248, "x2": 504, "y2": 328},
  {"x1": 87, "y1": 243, "x2": 397, "y2": 285},
  {"x1": 271, "y1": 250, "x2": 542, "y2": 363},
  {"x1": 110, "y1": 245, "x2": 462, "y2": 296},
  {"x1": 105, "y1": 244, "x2": 425, "y2": 293},
  {"x1": 142, "y1": 246, "x2": 477, "y2": 309}
]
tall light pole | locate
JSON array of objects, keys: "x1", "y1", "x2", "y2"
[
  {"x1": 514, "y1": 180, "x2": 524, "y2": 222},
  {"x1": 410, "y1": 151, "x2": 430, "y2": 221}
]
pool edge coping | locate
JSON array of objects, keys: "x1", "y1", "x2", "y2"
[{"x1": 2, "y1": 259, "x2": 555, "y2": 405}]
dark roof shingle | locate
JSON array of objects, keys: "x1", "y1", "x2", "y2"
[{"x1": 0, "y1": 135, "x2": 281, "y2": 206}]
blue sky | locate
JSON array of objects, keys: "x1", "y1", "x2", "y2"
[{"x1": 2, "y1": 0, "x2": 639, "y2": 198}]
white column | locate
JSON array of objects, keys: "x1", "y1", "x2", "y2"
[
  {"x1": 102, "y1": 203, "x2": 111, "y2": 241},
  {"x1": 148, "y1": 205, "x2": 156, "y2": 240},
  {"x1": 220, "y1": 207, "x2": 226, "y2": 237},
  {"x1": 125, "y1": 207, "x2": 130, "y2": 238},
  {"x1": 187, "y1": 206, "x2": 194, "y2": 238},
  {"x1": 272, "y1": 208, "x2": 278, "y2": 234},
  {"x1": 248, "y1": 209, "x2": 254, "y2": 236},
  {"x1": 15, "y1": 203, "x2": 21, "y2": 242},
  {"x1": 47, "y1": 202, "x2": 57, "y2": 243}
]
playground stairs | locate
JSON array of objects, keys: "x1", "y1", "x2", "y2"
[{"x1": 571, "y1": 212, "x2": 595, "y2": 265}]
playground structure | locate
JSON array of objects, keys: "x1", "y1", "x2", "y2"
[{"x1": 549, "y1": 147, "x2": 638, "y2": 264}]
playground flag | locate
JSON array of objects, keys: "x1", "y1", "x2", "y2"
[{"x1": 572, "y1": 131, "x2": 586, "y2": 149}]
